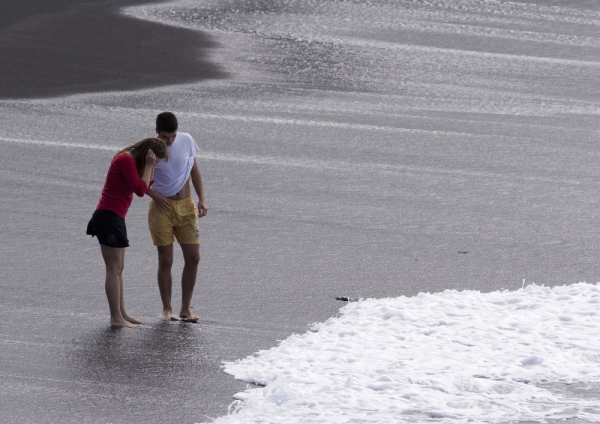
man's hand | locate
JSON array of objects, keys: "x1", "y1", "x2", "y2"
[{"x1": 198, "y1": 201, "x2": 208, "y2": 218}]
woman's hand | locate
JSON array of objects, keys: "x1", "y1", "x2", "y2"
[
  {"x1": 153, "y1": 192, "x2": 172, "y2": 212},
  {"x1": 146, "y1": 150, "x2": 157, "y2": 167}
]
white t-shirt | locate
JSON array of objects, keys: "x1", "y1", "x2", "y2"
[{"x1": 152, "y1": 132, "x2": 200, "y2": 197}]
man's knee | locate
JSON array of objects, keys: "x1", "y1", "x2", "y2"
[
  {"x1": 157, "y1": 247, "x2": 174, "y2": 270},
  {"x1": 182, "y1": 245, "x2": 200, "y2": 266},
  {"x1": 185, "y1": 252, "x2": 200, "y2": 266},
  {"x1": 189, "y1": 252, "x2": 200, "y2": 265},
  {"x1": 158, "y1": 256, "x2": 173, "y2": 270}
]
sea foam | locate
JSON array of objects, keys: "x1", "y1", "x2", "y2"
[{"x1": 213, "y1": 283, "x2": 600, "y2": 423}]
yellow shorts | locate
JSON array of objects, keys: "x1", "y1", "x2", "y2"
[{"x1": 148, "y1": 197, "x2": 200, "y2": 246}]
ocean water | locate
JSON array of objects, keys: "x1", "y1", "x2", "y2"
[
  {"x1": 1, "y1": 0, "x2": 599, "y2": 422},
  {"x1": 217, "y1": 283, "x2": 600, "y2": 423}
]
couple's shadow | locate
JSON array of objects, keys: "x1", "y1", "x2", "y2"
[{"x1": 68, "y1": 319, "x2": 205, "y2": 388}]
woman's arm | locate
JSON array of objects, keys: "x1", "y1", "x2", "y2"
[
  {"x1": 119, "y1": 151, "x2": 156, "y2": 197},
  {"x1": 146, "y1": 187, "x2": 171, "y2": 211},
  {"x1": 140, "y1": 150, "x2": 156, "y2": 188}
]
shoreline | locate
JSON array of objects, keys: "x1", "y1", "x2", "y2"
[{"x1": 0, "y1": 0, "x2": 228, "y2": 100}]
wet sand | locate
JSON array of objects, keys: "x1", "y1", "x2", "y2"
[{"x1": 0, "y1": 0, "x2": 227, "y2": 99}]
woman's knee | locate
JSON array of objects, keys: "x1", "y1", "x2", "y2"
[{"x1": 105, "y1": 264, "x2": 124, "y2": 276}]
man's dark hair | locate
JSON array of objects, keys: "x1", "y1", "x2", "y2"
[{"x1": 156, "y1": 112, "x2": 178, "y2": 133}]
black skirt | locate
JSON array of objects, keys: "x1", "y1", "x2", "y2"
[{"x1": 86, "y1": 209, "x2": 130, "y2": 248}]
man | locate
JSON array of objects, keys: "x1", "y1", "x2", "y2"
[{"x1": 147, "y1": 112, "x2": 208, "y2": 322}]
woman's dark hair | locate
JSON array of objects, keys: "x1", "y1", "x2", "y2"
[
  {"x1": 156, "y1": 111, "x2": 178, "y2": 133},
  {"x1": 119, "y1": 138, "x2": 169, "y2": 177}
]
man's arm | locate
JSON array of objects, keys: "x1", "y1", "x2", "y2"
[{"x1": 190, "y1": 158, "x2": 208, "y2": 217}]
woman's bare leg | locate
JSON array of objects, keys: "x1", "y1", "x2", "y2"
[
  {"x1": 119, "y1": 274, "x2": 143, "y2": 324},
  {"x1": 101, "y1": 245, "x2": 139, "y2": 329}
]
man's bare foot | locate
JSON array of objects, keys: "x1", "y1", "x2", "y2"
[
  {"x1": 110, "y1": 318, "x2": 140, "y2": 329},
  {"x1": 179, "y1": 309, "x2": 199, "y2": 323},
  {"x1": 123, "y1": 314, "x2": 143, "y2": 325},
  {"x1": 160, "y1": 309, "x2": 173, "y2": 321}
]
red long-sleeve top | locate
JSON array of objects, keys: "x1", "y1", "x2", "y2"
[{"x1": 96, "y1": 152, "x2": 151, "y2": 218}]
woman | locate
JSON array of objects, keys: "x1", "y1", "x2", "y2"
[{"x1": 87, "y1": 138, "x2": 169, "y2": 328}]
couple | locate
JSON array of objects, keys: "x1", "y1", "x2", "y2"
[{"x1": 86, "y1": 112, "x2": 208, "y2": 328}]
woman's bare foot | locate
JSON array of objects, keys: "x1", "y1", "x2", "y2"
[
  {"x1": 179, "y1": 308, "x2": 198, "y2": 323},
  {"x1": 110, "y1": 318, "x2": 140, "y2": 329},
  {"x1": 160, "y1": 309, "x2": 173, "y2": 321},
  {"x1": 123, "y1": 314, "x2": 143, "y2": 325}
]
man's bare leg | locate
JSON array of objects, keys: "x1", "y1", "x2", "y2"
[
  {"x1": 179, "y1": 243, "x2": 200, "y2": 322},
  {"x1": 157, "y1": 244, "x2": 174, "y2": 320},
  {"x1": 101, "y1": 245, "x2": 139, "y2": 329}
]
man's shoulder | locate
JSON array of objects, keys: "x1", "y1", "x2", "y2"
[
  {"x1": 175, "y1": 132, "x2": 200, "y2": 152},
  {"x1": 177, "y1": 132, "x2": 194, "y2": 141}
]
